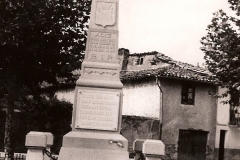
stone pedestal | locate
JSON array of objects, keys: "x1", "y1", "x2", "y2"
[
  {"x1": 26, "y1": 149, "x2": 44, "y2": 160},
  {"x1": 43, "y1": 132, "x2": 54, "y2": 160},
  {"x1": 133, "y1": 139, "x2": 145, "y2": 160},
  {"x1": 25, "y1": 132, "x2": 46, "y2": 160},
  {"x1": 142, "y1": 140, "x2": 165, "y2": 160},
  {"x1": 25, "y1": 132, "x2": 53, "y2": 160},
  {"x1": 25, "y1": 131, "x2": 53, "y2": 160},
  {"x1": 58, "y1": 0, "x2": 129, "y2": 159}
]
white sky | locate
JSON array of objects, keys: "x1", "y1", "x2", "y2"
[{"x1": 119, "y1": 0, "x2": 235, "y2": 65}]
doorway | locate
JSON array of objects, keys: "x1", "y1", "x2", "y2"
[
  {"x1": 178, "y1": 129, "x2": 208, "y2": 160},
  {"x1": 218, "y1": 130, "x2": 226, "y2": 160}
]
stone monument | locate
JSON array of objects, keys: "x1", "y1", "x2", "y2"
[{"x1": 58, "y1": 0, "x2": 129, "y2": 159}]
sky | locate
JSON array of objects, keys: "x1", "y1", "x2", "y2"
[{"x1": 118, "y1": 0, "x2": 235, "y2": 66}]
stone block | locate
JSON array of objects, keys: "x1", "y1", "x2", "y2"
[
  {"x1": 25, "y1": 131, "x2": 47, "y2": 148},
  {"x1": 142, "y1": 140, "x2": 165, "y2": 156},
  {"x1": 62, "y1": 131, "x2": 128, "y2": 150},
  {"x1": 59, "y1": 147, "x2": 129, "y2": 160},
  {"x1": 43, "y1": 132, "x2": 53, "y2": 146},
  {"x1": 133, "y1": 139, "x2": 145, "y2": 152},
  {"x1": 145, "y1": 157, "x2": 163, "y2": 160}
]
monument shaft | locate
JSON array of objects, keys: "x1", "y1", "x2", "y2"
[{"x1": 58, "y1": 0, "x2": 129, "y2": 159}]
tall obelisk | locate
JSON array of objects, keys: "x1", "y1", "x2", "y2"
[{"x1": 58, "y1": 0, "x2": 129, "y2": 159}]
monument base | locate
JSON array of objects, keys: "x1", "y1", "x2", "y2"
[{"x1": 58, "y1": 130, "x2": 129, "y2": 160}]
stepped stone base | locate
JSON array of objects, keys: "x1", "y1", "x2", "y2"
[{"x1": 58, "y1": 131, "x2": 129, "y2": 160}]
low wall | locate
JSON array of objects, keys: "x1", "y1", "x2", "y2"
[{"x1": 121, "y1": 115, "x2": 161, "y2": 152}]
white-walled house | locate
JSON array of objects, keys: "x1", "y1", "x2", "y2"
[{"x1": 215, "y1": 87, "x2": 240, "y2": 160}]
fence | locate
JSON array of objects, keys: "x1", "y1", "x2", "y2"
[
  {"x1": 0, "y1": 152, "x2": 58, "y2": 160},
  {"x1": 0, "y1": 152, "x2": 26, "y2": 160}
]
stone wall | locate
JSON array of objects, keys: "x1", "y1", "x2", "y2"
[
  {"x1": 118, "y1": 49, "x2": 171, "y2": 71},
  {"x1": 127, "y1": 54, "x2": 156, "y2": 70},
  {"x1": 118, "y1": 48, "x2": 129, "y2": 70},
  {"x1": 120, "y1": 115, "x2": 161, "y2": 152}
]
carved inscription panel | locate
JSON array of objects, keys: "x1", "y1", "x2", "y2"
[
  {"x1": 75, "y1": 89, "x2": 120, "y2": 131},
  {"x1": 87, "y1": 31, "x2": 117, "y2": 61}
]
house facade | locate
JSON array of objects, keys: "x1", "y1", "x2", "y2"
[
  {"x1": 215, "y1": 87, "x2": 240, "y2": 160},
  {"x1": 119, "y1": 48, "x2": 217, "y2": 159}
]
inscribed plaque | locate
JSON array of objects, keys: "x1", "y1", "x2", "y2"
[
  {"x1": 75, "y1": 89, "x2": 120, "y2": 131},
  {"x1": 87, "y1": 30, "x2": 118, "y2": 61}
]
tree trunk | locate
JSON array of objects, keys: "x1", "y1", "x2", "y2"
[{"x1": 4, "y1": 95, "x2": 15, "y2": 160}]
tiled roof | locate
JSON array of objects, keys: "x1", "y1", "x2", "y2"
[
  {"x1": 120, "y1": 52, "x2": 214, "y2": 83},
  {"x1": 129, "y1": 51, "x2": 159, "y2": 56},
  {"x1": 155, "y1": 52, "x2": 173, "y2": 62},
  {"x1": 120, "y1": 65, "x2": 213, "y2": 82}
]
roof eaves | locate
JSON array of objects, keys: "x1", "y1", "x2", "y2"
[{"x1": 120, "y1": 65, "x2": 214, "y2": 83}]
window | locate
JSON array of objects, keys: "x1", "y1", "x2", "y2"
[
  {"x1": 229, "y1": 91, "x2": 240, "y2": 126},
  {"x1": 139, "y1": 57, "x2": 144, "y2": 65},
  {"x1": 135, "y1": 57, "x2": 144, "y2": 65},
  {"x1": 229, "y1": 105, "x2": 240, "y2": 126},
  {"x1": 181, "y1": 84, "x2": 195, "y2": 105}
]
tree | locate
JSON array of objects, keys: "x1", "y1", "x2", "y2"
[
  {"x1": 0, "y1": 0, "x2": 91, "y2": 159},
  {"x1": 200, "y1": 0, "x2": 240, "y2": 106},
  {"x1": 24, "y1": 97, "x2": 73, "y2": 154},
  {"x1": 0, "y1": 96, "x2": 73, "y2": 154}
]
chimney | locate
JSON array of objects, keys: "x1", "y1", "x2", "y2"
[{"x1": 118, "y1": 48, "x2": 129, "y2": 70}]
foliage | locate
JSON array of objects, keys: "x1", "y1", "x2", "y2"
[
  {"x1": 0, "y1": 0, "x2": 91, "y2": 158},
  {"x1": 24, "y1": 97, "x2": 73, "y2": 154},
  {"x1": 0, "y1": 97, "x2": 72, "y2": 154},
  {"x1": 200, "y1": 1, "x2": 240, "y2": 105},
  {"x1": 0, "y1": 0, "x2": 91, "y2": 93}
]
